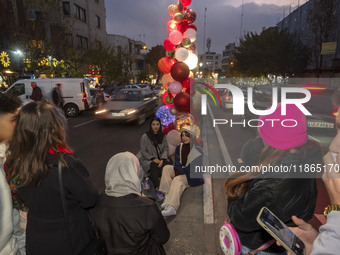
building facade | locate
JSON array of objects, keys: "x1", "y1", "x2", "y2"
[
  {"x1": 221, "y1": 43, "x2": 236, "y2": 76},
  {"x1": 199, "y1": 52, "x2": 222, "y2": 75}
]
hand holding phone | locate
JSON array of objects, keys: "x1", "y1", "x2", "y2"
[{"x1": 257, "y1": 207, "x2": 305, "y2": 255}]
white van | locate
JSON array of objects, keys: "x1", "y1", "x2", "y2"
[{"x1": 5, "y1": 78, "x2": 92, "y2": 117}]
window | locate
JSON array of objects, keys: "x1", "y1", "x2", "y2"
[
  {"x1": 76, "y1": 35, "x2": 88, "y2": 49},
  {"x1": 75, "y1": 4, "x2": 86, "y2": 22},
  {"x1": 8, "y1": 83, "x2": 25, "y2": 96},
  {"x1": 95, "y1": 15, "x2": 100, "y2": 28},
  {"x1": 63, "y1": 2, "x2": 70, "y2": 15},
  {"x1": 65, "y1": 34, "x2": 73, "y2": 46},
  {"x1": 215, "y1": 56, "x2": 219, "y2": 59}
]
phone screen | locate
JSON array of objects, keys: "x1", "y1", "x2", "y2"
[{"x1": 259, "y1": 207, "x2": 305, "y2": 255}]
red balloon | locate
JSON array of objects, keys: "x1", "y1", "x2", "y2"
[
  {"x1": 174, "y1": 92, "x2": 191, "y2": 112},
  {"x1": 164, "y1": 38, "x2": 176, "y2": 51},
  {"x1": 182, "y1": 77, "x2": 194, "y2": 89},
  {"x1": 188, "y1": 24, "x2": 197, "y2": 31},
  {"x1": 167, "y1": 20, "x2": 178, "y2": 32},
  {"x1": 170, "y1": 62, "x2": 190, "y2": 82},
  {"x1": 164, "y1": 122, "x2": 175, "y2": 134},
  {"x1": 184, "y1": 9, "x2": 196, "y2": 24},
  {"x1": 180, "y1": 0, "x2": 192, "y2": 7},
  {"x1": 158, "y1": 57, "x2": 176, "y2": 74},
  {"x1": 177, "y1": 20, "x2": 189, "y2": 34}
]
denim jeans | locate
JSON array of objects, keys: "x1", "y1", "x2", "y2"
[{"x1": 241, "y1": 246, "x2": 287, "y2": 255}]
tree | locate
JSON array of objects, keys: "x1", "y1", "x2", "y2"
[
  {"x1": 234, "y1": 27, "x2": 309, "y2": 78},
  {"x1": 307, "y1": 0, "x2": 337, "y2": 75},
  {"x1": 145, "y1": 45, "x2": 166, "y2": 84}
]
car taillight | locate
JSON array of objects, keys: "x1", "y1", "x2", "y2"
[
  {"x1": 82, "y1": 92, "x2": 87, "y2": 102},
  {"x1": 331, "y1": 108, "x2": 339, "y2": 117},
  {"x1": 225, "y1": 96, "x2": 231, "y2": 101}
]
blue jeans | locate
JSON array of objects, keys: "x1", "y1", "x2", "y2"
[{"x1": 241, "y1": 246, "x2": 287, "y2": 255}]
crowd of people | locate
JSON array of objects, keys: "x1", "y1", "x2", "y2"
[{"x1": 1, "y1": 88, "x2": 340, "y2": 255}]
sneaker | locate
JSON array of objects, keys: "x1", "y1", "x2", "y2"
[
  {"x1": 161, "y1": 202, "x2": 166, "y2": 210},
  {"x1": 142, "y1": 178, "x2": 151, "y2": 190},
  {"x1": 156, "y1": 190, "x2": 165, "y2": 202},
  {"x1": 161, "y1": 205, "x2": 177, "y2": 217}
]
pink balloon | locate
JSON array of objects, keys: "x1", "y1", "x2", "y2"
[
  {"x1": 169, "y1": 30, "x2": 183, "y2": 45},
  {"x1": 161, "y1": 73, "x2": 174, "y2": 87},
  {"x1": 167, "y1": 130, "x2": 181, "y2": 146},
  {"x1": 169, "y1": 81, "x2": 183, "y2": 94}
]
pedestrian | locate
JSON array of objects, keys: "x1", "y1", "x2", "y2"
[
  {"x1": 224, "y1": 103, "x2": 322, "y2": 254},
  {"x1": 0, "y1": 93, "x2": 26, "y2": 255},
  {"x1": 159, "y1": 125, "x2": 204, "y2": 217},
  {"x1": 140, "y1": 117, "x2": 170, "y2": 201},
  {"x1": 51, "y1": 83, "x2": 64, "y2": 108},
  {"x1": 94, "y1": 85, "x2": 105, "y2": 108},
  {"x1": 5, "y1": 101, "x2": 98, "y2": 255},
  {"x1": 92, "y1": 151, "x2": 170, "y2": 255},
  {"x1": 30, "y1": 82, "x2": 42, "y2": 101}
]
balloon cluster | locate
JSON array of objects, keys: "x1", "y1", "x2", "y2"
[{"x1": 158, "y1": 0, "x2": 199, "y2": 135}]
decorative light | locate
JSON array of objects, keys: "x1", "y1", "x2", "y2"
[
  {"x1": 156, "y1": 105, "x2": 175, "y2": 126},
  {"x1": 183, "y1": 52, "x2": 198, "y2": 70}
]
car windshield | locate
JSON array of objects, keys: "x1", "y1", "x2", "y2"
[{"x1": 112, "y1": 90, "x2": 143, "y2": 101}]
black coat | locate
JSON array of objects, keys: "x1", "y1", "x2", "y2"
[
  {"x1": 228, "y1": 137, "x2": 321, "y2": 253},
  {"x1": 17, "y1": 153, "x2": 98, "y2": 255},
  {"x1": 92, "y1": 193, "x2": 170, "y2": 255}
]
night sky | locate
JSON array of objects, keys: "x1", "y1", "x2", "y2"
[{"x1": 104, "y1": 0, "x2": 303, "y2": 54}]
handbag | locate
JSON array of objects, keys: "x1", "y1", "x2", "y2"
[
  {"x1": 58, "y1": 160, "x2": 107, "y2": 255},
  {"x1": 220, "y1": 220, "x2": 275, "y2": 255}
]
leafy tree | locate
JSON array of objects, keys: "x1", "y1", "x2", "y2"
[
  {"x1": 145, "y1": 45, "x2": 166, "y2": 84},
  {"x1": 234, "y1": 27, "x2": 309, "y2": 78}
]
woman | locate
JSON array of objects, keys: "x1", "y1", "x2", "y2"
[
  {"x1": 140, "y1": 117, "x2": 169, "y2": 201},
  {"x1": 5, "y1": 101, "x2": 98, "y2": 255},
  {"x1": 159, "y1": 125, "x2": 204, "y2": 217},
  {"x1": 225, "y1": 103, "x2": 321, "y2": 254},
  {"x1": 92, "y1": 151, "x2": 170, "y2": 255}
]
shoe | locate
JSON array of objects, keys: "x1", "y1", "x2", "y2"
[
  {"x1": 161, "y1": 205, "x2": 177, "y2": 217},
  {"x1": 142, "y1": 178, "x2": 151, "y2": 190},
  {"x1": 161, "y1": 202, "x2": 166, "y2": 210},
  {"x1": 156, "y1": 190, "x2": 165, "y2": 202}
]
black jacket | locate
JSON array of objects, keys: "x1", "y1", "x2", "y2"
[
  {"x1": 17, "y1": 153, "x2": 98, "y2": 255},
  {"x1": 228, "y1": 137, "x2": 321, "y2": 253},
  {"x1": 92, "y1": 193, "x2": 170, "y2": 255}
]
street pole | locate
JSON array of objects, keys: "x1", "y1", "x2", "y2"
[{"x1": 203, "y1": 7, "x2": 207, "y2": 54}]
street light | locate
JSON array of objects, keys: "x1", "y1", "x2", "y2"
[{"x1": 14, "y1": 50, "x2": 23, "y2": 56}]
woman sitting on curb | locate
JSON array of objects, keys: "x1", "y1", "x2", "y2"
[{"x1": 159, "y1": 125, "x2": 204, "y2": 217}]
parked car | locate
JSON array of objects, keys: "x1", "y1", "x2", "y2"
[
  {"x1": 5, "y1": 78, "x2": 92, "y2": 117},
  {"x1": 95, "y1": 89, "x2": 158, "y2": 125},
  {"x1": 89, "y1": 88, "x2": 111, "y2": 107}
]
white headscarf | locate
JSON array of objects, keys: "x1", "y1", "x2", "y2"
[{"x1": 105, "y1": 152, "x2": 141, "y2": 197}]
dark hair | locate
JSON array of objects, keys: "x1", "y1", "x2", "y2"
[
  {"x1": 0, "y1": 93, "x2": 22, "y2": 115},
  {"x1": 56, "y1": 83, "x2": 61, "y2": 87},
  {"x1": 6, "y1": 101, "x2": 69, "y2": 187},
  {"x1": 149, "y1": 116, "x2": 161, "y2": 127}
]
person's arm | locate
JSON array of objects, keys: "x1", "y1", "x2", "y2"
[
  {"x1": 63, "y1": 155, "x2": 98, "y2": 208},
  {"x1": 147, "y1": 204, "x2": 170, "y2": 245},
  {"x1": 140, "y1": 135, "x2": 155, "y2": 160}
]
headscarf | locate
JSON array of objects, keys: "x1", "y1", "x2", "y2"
[
  {"x1": 146, "y1": 117, "x2": 165, "y2": 144},
  {"x1": 105, "y1": 152, "x2": 141, "y2": 197}
]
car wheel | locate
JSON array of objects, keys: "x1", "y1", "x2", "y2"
[{"x1": 64, "y1": 103, "x2": 79, "y2": 117}]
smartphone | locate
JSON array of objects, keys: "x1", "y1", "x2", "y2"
[{"x1": 256, "y1": 207, "x2": 305, "y2": 255}]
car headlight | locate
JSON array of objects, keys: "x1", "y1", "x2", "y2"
[
  {"x1": 121, "y1": 109, "x2": 138, "y2": 115},
  {"x1": 95, "y1": 109, "x2": 108, "y2": 115}
]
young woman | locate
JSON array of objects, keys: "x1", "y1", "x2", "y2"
[
  {"x1": 159, "y1": 125, "x2": 204, "y2": 217},
  {"x1": 140, "y1": 117, "x2": 169, "y2": 201},
  {"x1": 5, "y1": 101, "x2": 98, "y2": 255},
  {"x1": 225, "y1": 103, "x2": 322, "y2": 254},
  {"x1": 92, "y1": 152, "x2": 170, "y2": 255}
]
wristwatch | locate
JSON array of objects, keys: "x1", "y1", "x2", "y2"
[{"x1": 324, "y1": 205, "x2": 340, "y2": 216}]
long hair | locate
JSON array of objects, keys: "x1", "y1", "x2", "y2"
[
  {"x1": 224, "y1": 143, "x2": 292, "y2": 202},
  {"x1": 6, "y1": 101, "x2": 69, "y2": 187}
]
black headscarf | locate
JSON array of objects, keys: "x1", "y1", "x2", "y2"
[{"x1": 146, "y1": 117, "x2": 165, "y2": 144}]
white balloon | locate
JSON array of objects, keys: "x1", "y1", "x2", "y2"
[
  {"x1": 183, "y1": 52, "x2": 198, "y2": 70},
  {"x1": 183, "y1": 28, "x2": 197, "y2": 42},
  {"x1": 175, "y1": 47, "x2": 189, "y2": 62},
  {"x1": 166, "y1": 130, "x2": 181, "y2": 146}
]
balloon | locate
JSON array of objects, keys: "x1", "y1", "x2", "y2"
[
  {"x1": 169, "y1": 81, "x2": 183, "y2": 94},
  {"x1": 174, "y1": 112, "x2": 194, "y2": 131},
  {"x1": 183, "y1": 28, "x2": 196, "y2": 42},
  {"x1": 169, "y1": 30, "x2": 183, "y2": 45},
  {"x1": 168, "y1": 144, "x2": 176, "y2": 156},
  {"x1": 164, "y1": 38, "x2": 176, "y2": 51},
  {"x1": 188, "y1": 24, "x2": 197, "y2": 31},
  {"x1": 156, "y1": 105, "x2": 175, "y2": 126},
  {"x1": 177, "y1": 20, "x2": 189, "y2": 33},
  {"x1": 175, "y1": 47, "x2": 189, "y2": 62},
  {"x1": 167, "y1": 130, "x2": 181, "y2": 146},
  {"x1": 182, "y1": 77, "x2": 194, "y2": 89},
  {"x1": 158, "y1": 57, "x2": 175, "y2": 74},
  {"x1": 167, "y1": 20, "x2": 178, "y2": 32},
  {"x1": 161, "y1": 73, "x2": 174, "y2": 87},
  {"x1": 180, "y1": 0, "x2": 192, "y2": 6},
  {"x1": 162, "y1": 91, "x2": 175, "y2": 107},
  {"x1": 174, "y1": 12, "x2": 184, "y2": 23},
  {"x1": 168, "y1": 4, "x2": 178, "y2": 16},
  {"x1": 184, "y1": 9, "x2": 196, "y2": 24},
  {"x1": 170, "y1": 107, "x2": 178, "y2": 115},
  {"x1": 183, "y1": 52, "x2": 198, "y2": 70},
  {"x1": 174, "y1": 92, "x2": 191, "y2": 112},
  {"x1": 170, "y1": 62, "x2": 190, "y2": 82},
  {"x1": 182, "y1": 38, "x2": 191, "y2": 48}
]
